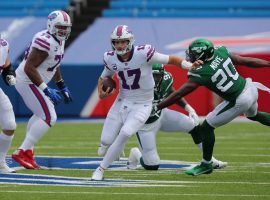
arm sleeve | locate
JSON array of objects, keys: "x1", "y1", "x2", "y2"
[{"x1": 149, "y1": 52, "x2": 169, "y2": 65}]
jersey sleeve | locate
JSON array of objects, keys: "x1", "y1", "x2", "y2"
[
  {"x1": 101, "y1": 52, "x2": 115, "y2": 78},
  {"x1": 32, "y1": 32, "x2": 51, "y2": 52}
]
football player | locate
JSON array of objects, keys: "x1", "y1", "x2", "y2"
[
  {"x1": 126, "y1": 64, "x2": 227, "y2": 170},
  {"x1": 91, "y1": 25, "x2": 202, "y2": 180},
  {"x1": 12, "y1": 10, "x2": 73, "y2": 169},
  {"x1": 157, "y1": 38, "x2": 270, "y2": 176},
  {"x1": 0, "y1": 37, "x2": 17, "y2": 173}
]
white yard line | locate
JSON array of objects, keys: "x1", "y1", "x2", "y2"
[{"x1": 0, "y1": 190, "x2": 269, "y2": 197}]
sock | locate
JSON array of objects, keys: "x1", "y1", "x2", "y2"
[
  {"x1": 100, "y1": 133, "x2": 129, "y2": 169},
  {"x1": 0, "y1": 132, "x2": 14, "y2": 162},
  {"x1": 248, "y1": 112, "x2": 270, "y2": 126},
  {"x1": 201, "y1": 120, "x2": 215, "y2": 162},
  {"x1": 189, "y1": 125, "x2": 202, "y2": 144},
  {"x1": 20, "y1": 117, "x2": 50, "y2": 150},
  {"x1": 26, "y1": 115, "x2": 37, "y2": 133}
]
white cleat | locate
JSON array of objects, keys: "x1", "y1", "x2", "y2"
[
  {"x1": 0, "y1": 162, "x2": 16, "y2": 173},
  {"x1": 127, "y1": 147, "x2": 141, "y2": 170},
  {"x1": 212, "y1": 158, "x2": 228, "y2": 169},
  {"x1": 91, "y1": 166, "x2": 104, "y2": 181}
]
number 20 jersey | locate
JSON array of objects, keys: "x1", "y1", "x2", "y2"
[
  {"x1": 16, "y1": 30, "x2": 65, "y2": 84},
  {"x1": 188, "y1": 46, "x2": 246, "y2": 102},
  {"x1": 102, "y1": 44, "x2": 157, "y2": 102}
]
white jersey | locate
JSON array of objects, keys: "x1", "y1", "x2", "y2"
[
  {"x1": 101, "y1": 44, "x2": 169, "y2": 102},
  {"x1": 16, "y1": 30, "x2": 65, "y2": 84},
  {"x1": 0, "y1": 38, "x2": 9, "y2": 73}
]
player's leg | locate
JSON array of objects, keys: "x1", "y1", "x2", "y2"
[
  {"x1": 0, "y1": 89, "x2": 16, "y2": 173},
  {"x1": 12, "y1": 84, "x2": 56, "y2": 169},
  {"x1": 245, "y1": 84, "x2": 270, "y2": 125},
  {"x1": 160, "y1": 108, "x2": 226, "y2": 169},
  {"x1": 129, "y1": 120, "x2": 161, "y2": 170},
  {"x1": 92, "y1": 101, "x2": 152, "y2": 180},
  {"x1": 186, "y1": 84, "x2": 258, "y2": 176},
  {"x1": 98, "y1": 99, "x2": 123, "y2": 156}
]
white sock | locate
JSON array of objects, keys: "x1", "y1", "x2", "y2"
[
  {"x1": 26, "y1": 115, "x2": 37, "y2": 133},
  {"x1": 100, "y1": 133, "x2": 129, "y2": 169},
  {"x1": 20, "y1": 117, "x2": 50, "y2": 150},
  {"x1": 0, "y1": 132, "x2": 14, "y2": 162}
]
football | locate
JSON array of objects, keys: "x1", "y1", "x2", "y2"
[{"x1": 102, "y1": 76, "x2": 116, "y2": 93}]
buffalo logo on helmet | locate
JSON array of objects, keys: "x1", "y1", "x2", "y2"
[{"x1": 48, "y1": 13, "x2": 58, "y2": 21}]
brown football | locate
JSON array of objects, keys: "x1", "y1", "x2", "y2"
[{"x1": 102, "y1": 76, "x2": 116, "y2": 93}]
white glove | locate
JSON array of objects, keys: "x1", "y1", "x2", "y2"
[
  {"x1": 185, "y1": 104, "x2": 200, "y2": 126},
  {"x1": 6, "y1": 75, "x2": 16, "y2": 86}
]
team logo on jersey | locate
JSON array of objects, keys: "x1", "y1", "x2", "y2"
[{"x1": 112, "y1": 64, "x2": 117, "y2": 70}]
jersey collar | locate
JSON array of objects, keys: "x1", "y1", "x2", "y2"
[{"x1": 117, "y1": 46, "x2": 134, "y2": 63}]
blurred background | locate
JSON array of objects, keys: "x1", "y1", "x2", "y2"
[{"x1": 0, "y1": 0, "x2": 270, "y2": 119}]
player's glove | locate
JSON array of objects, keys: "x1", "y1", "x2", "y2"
[
  {"x1": 2, "y1": 64, "x2": 16, "y2": 86},
  {"x1": 185, "y1": 104, "x2": 200, "y2": 126},
  {"x1": 56, "y1": 79, "x2": 73, "y2": 104},
  {"x1": 43, "y1": 87, "x2": 62, "y2": 105}
]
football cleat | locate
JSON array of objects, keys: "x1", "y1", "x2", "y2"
[
  {"x1": 0, "y1": 162, "x2": 16, "y2": 173},
  {"x1": 91, "y1": 166, "x2": 104, "y2": 181},
  {"x1": 212, "y1": 157, "x2": 228, "y2": 169},
  {"x1": 185, "y1": 162, "x2": 213, "y2": 176},
  {"x1": 127, "y1": 147, "x2": 141, "y2": 170},
  {"x1": 12, "y1": 149, "x2": 40, "y2": 169},
  {"x1": 24, "y1": 149, "x2": 40, "y2": 169}
]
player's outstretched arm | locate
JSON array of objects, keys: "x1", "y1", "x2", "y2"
[
  {"x1": 230, "y1": 54, "x2": 270, "y2": 68},
  {"x1": 168, "y1": 55, "x2": 203, "y2": 70},
  {"x1": 157, "y1": 80, "x2": 200, "y2": 110}
]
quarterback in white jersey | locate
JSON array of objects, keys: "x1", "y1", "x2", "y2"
[
  {"x1": 12, "y1": 10, "x2": 73, "y2": 170},
  {"x1": 91, "y1": 25, "x2": 202, "y2": 180},
  {"x1": 0, "y1": 38, "x2": 17, "y2": 173}
]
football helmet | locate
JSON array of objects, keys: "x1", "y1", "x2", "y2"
[
  {"x1": 47, "y1": 10, "x2": 72, "y2": 41},
  {"x1": 186, "y1": 38, "x2": 214, "y2": 62},
  {"x1": 152, "y1": 63, "x2": 164, "y2": 92},
  {"x1": 111, "y1": 25, "x2": 134, "y2": 56}
]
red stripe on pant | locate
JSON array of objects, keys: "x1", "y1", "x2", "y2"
[{"x1": 29, "y1": 84, "x2": 51, "y2": 126}]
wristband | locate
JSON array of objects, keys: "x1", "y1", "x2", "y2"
[
  {"x1": 181, "y1": 60, "x2": 192, "y2": 69},
  {"x1": 39, "y1": 82, "x2": 47, "y2": 91}
]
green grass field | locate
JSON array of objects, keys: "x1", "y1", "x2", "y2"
[{"x1": 0, "y1": 122, "x2": 269, "y2": 200}]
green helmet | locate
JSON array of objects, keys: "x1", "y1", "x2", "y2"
[
  {"x1": 186, "y1": 38, "x2": 214, "y2": 62},
  {"x1": 152, "y1": 64, "x2": 164, "y2": 92}
]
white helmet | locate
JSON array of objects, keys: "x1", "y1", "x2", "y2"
[
  {"x1": 110, "y1": 25, "x2": 134, "y2": 56},
  {"x1": 47, "y1": 10, "x2": 72, "y2": 41}
]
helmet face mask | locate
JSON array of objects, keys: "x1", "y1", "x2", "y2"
[
  {"x1": 47, "y1": 10, "x2": 72, "y2": 41},
  {"x1": 152, "y1": 64, "x2": 164, "y2": 92},
  {"x1": 111, "y1": 25, "x2": 134, "y2": 56},
  {"x1": 186, "y1": 39, "x2": 214, "y2": 63}
]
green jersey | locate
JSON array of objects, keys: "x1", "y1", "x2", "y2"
[
  {"x1": 188, "y1": 46, "x2": 246, "y2": 101},
  {"x1": 146, "y1": 71, "x2": 173, "y2": 124}
]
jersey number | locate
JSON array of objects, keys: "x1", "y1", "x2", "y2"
[
  {"x1": 118, "y1": 68, "x2": 141, "y2": 90},
  {"x1": 211, "y1": 57, "x2": 239, "y2": 92}
]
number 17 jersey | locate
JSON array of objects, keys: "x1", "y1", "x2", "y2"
[
  {"x1": 102, "y1": 44, "x2": 157, "y2": 103},
  {"x1": 188, "y1": 46, "x2": 246, "y2": 102},
  {"x1": 16, "y1": 30, "x2": 65, "y2": 84}
]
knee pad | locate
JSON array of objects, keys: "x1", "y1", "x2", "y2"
[
  {"x1": 141, "y1": 149, "x2": 160, "y2": 166},
  {"x1": 49, "y1": 113, "x2": 57, "y2": 126},
  {"x1": 140, "y1": 157, "x2": 160, "y2": 170},
  {"x1": 2, "y1": 119, "x2": 16, "y2": 131},
  {"x1": 98, "y1": 144, "x2": 109, "y2": 156}
]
